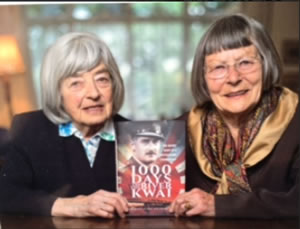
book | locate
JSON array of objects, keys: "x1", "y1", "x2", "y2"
[{"x1": 115, "y1": 120, "x2": 185, "y2": 216}]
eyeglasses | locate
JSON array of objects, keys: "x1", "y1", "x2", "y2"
[{"x1": 205, "y1": 56, "x2": 261, "y2": 80}]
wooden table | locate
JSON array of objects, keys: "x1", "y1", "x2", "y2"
[{"x1": 0, "y1": 214, "x2": 298, "y2": 229}]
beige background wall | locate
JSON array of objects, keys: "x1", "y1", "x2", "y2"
[
  {"x1": 0, "y1": 6, "x2": 36, "y2": 128},
  {"x1": 242, "y1": 1, "x2": 299, "y2": 91},
  {"x1": 270, "y1": 2, "x2": 299, "y2": 77}
]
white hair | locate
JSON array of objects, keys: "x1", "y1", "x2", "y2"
[{"x1": 40, "y1": 32, "x2": 124, "y2": 124}]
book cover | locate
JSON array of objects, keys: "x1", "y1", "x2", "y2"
[{"x1": 115, "y1": 120, "x2": 185, "y2": 216}]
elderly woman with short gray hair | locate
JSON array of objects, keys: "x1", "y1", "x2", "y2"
[{"x1": 0, "y1": 32, "x2": 129, "y2": 218}]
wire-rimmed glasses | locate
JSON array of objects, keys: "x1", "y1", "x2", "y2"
[{"x1": 205, "y1": 56, "x2": 262, "y2": 80}]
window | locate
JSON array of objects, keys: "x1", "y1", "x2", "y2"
[{"x1": 25, "y1": 2, "x2": 241, "y2": 120}]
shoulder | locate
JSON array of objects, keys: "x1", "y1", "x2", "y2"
[
  {"x1": 277, "y1": 87, "x2": 299, "y2": 128},
  {"x1": 10, "y1": 110, "x2": 57, "y2": 140},
  {"x1": 156, "y1": 158, "x2": 172, "y2": 166},
  {"x1": 175, "y1": 112, "x2": 189, "y2": 121},
  {"x1": 121, "y1": 157, "x2": 136, "y2": 172},
  {"x1": 12, "y1": 110, "x2": 52, "y2": 126},
  {"x1": 281, "y1": 89, "x2": 300, "y2": 136},
  {"x1": 113, "y1": 114, "x2": 130, "y2": 122}
]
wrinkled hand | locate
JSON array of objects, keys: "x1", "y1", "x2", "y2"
[
  {"x1": 51, "y1": 189, "x2": 128, "y2": 218},
  {"x1": 168, "y1": 188, "x2": 215, "y2": 217}
]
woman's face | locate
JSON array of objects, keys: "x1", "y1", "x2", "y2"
[
  {"x1": 204, "y1": 45, "x2": 263, "y2": 117},
  {"x1": 60, "y1": 63, "x2": 113, "y2": 132}
]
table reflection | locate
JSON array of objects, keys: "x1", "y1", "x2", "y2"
[
  {"x1": 0, "y1": 214, "x2": 298, "y2": 229},
  {"x1": 52, "y1": 216, "x2": 215, "y2": 229}
]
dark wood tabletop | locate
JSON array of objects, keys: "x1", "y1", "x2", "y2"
[{"x1": 0, "y1": 214, "x2": 298, "y2": 229}]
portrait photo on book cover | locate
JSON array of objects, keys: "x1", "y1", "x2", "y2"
[{"x1": 115, "y1": 120, "x2": 186, "y2": 216}]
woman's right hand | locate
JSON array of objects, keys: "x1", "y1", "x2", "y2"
[{"x1": 51, "y1": 189, "x2": 129, "y2": 218}]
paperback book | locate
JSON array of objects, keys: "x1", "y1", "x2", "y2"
[{"x1": 115, "y1": 120, "x2": 185, "y2": 216}]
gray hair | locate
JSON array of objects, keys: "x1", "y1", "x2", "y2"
[
  {"x1": 191, "y1": 13, "x2": 282, "y2": 106},
  {"x1": 40, "y1": 32, "x2": 124, "y2": 124}
]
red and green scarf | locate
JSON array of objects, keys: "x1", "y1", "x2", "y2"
[{"x1": 202, "y1": 87, "x2": 282, "y2": 193}]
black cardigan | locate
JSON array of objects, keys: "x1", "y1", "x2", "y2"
[{"x1": 0, "y1": 110, "x2": 127, "y2": 215}]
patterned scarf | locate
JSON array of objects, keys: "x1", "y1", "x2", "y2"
[{"x1": 202, "y1": 87, "x2": 282, "y2": 193}]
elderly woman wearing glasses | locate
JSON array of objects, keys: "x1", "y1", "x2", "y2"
[
  {"x1": 0, "y1": 32, "x2": 129, "y2": 218},
  {"x1": 169, "y1": 14, "x2": 299, "y2": 218}
]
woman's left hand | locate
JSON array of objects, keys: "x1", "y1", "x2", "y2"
[{"x1": 168, "y1": 188, "x2": 215, "y2": 217}]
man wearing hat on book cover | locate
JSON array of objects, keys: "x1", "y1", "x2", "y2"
[
  {"x1": 119, "y1": 122, "x2": 170, "y2": 200},
  {"x1": 129, "y1": 122, "x2": 165, "y2": 166},
  {"x1": 118, "y1": 121, "x2": 184, "y2": 208}
]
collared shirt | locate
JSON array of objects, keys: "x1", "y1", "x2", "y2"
[{"x1": 59, "y1": 120, "x2": 115, "y2": 167}]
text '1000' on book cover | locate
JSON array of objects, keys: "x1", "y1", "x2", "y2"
[{"x1": 115, "y1": 120, "x2": 185, "y2": 216}]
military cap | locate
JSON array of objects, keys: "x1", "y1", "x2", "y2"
[{"x1": 131, "y1": 122, "x2": 165, "y2": 140}]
